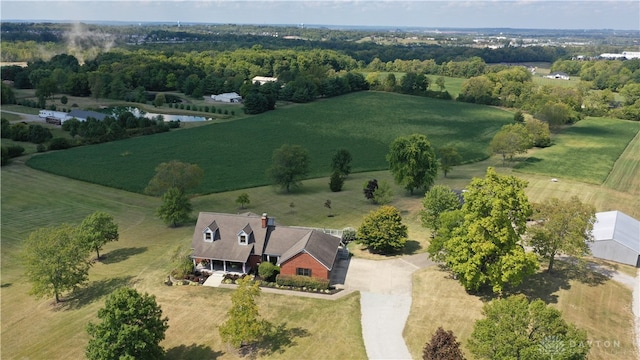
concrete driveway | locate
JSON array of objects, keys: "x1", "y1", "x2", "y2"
[{"x1": 343, "y1": 253, "x2": 435, "y2": 360}]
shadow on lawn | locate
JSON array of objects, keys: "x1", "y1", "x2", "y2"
[
  {"x1": 477, "y1": 259, "x2": 609, "y2": 303},
  {"x1": 100, "y1": 247, "x2": 148, "y2": 264},
  {"x1": 165, "y1": 343, "x2": 224, "y2": 360},
  {"x1": 58, "y1": 276, "x2": 134, "y2": 311},
  {"x1": 254, "y1": 323, "x2": 310, "y2": 357}
]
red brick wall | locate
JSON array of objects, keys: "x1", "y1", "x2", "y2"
[{"x1": 280, "y1": 252, "x2": 329, "y2": 280}]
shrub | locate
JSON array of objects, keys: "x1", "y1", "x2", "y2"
[
  {"x1": 258, "y1": 262, "x2": 280, "y2": 282},
  {"x1": 36, "y1": 144, "x2": 46, "y2": 152},
  {"x1": 1, "y1": 146, "x2": 9, "y2": 166},
  {"x1": 329, "y1": 170, "x2": 344, "y2": 192},
  {"x1": 6, "y1": 144, "x2": 25, "y2": 158},
  {"x1": 276, "y1": 274, "x2": 329, "y2": 290},
  {"x1": 342, "y1": 228, "x2": 357, "y2": 244},
  {"x1": 48, "y1": 137, "x2": 72, "y2": 150}
]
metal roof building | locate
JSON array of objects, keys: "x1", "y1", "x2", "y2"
[{"x1": 590, "y1": 211, "x2": 640, "y2": 267}]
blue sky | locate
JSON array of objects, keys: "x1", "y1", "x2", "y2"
[{"x1": 2, "y1": 1, "x2": 639, "y2": 30}]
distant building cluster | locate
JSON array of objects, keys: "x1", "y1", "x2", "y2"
[
  {"x1": 545, "y1": 72, "x2": 570, "y2": 80},
  {"x1": 598, "y1": 51, "x2": 640, "y2": 60}
]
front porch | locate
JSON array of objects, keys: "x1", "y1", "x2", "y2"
[{"x1": 194, "y1": 258, "x2": 250, "y2": 275}]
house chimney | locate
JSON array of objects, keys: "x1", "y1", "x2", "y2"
[{"x1": 261, "y1": 213, "x2": 268, "y2": 228}]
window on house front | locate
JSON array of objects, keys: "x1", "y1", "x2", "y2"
[
  {"x1": 204, "y1": 231, "x2": 212, "y2": 242},
  {"x1": 296, "y1": 268, "x2": 312, "y2": 277},
  {"x1": 239, "y1": 234, "x2": 247, "y2": 244}
]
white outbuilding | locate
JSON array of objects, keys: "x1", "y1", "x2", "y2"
[
  {"x1": 211, "y1": 92, "x2": 242, "y2": 103},
  {"x1": 590, "y1": 211, "x2": 640, "y2": 267}
]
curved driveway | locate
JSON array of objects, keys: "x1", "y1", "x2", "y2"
[{"x1": 343, "y1": 253, "x2": 435, "y2": 360}]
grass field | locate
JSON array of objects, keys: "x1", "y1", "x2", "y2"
[
  {"x1": 3, "y1": 151, "x2": 637, "y2": 359},
  {"x1": 0, "y1": 163, "x2": 367, "y2": 360},
  {"x1": 360, "y1": 72, "x2": 465, "y2": 97},
  {"x1": 515, "y1": 117, "x2": 640, "y2": 184},
  {"x1": 604, "y1": 130, "x2": 640, "y2": 196},
  {"x1": 404, "y1": 263, "x2": 636, "y2": 360},
  {"x1": 4, "y1": 89, "x2": 639, "y2": 359},
  {"x1": 26, "y1": 91, "x2": 513, "y2": 194},
  {"x1": 533, "y1": 75, "x2": 583, "y2": 88}
]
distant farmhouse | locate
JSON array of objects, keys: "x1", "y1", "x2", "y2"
[
  {"x1": 191, "y1": 212, "x2": 342, "y2": 280},
  {"x1": 545, "y1": 71, "x2": 570, "y2": 80},
  {"x1": 38, "y1": 109, "x2": 108, "y2": 125},
  {"x1": 590, "y1": 211, "x2": 640, "y2": 268},
  {"x1": 599, "y1": 51, "x2": 640, "y2": 60},
  {"x1": 210, "y1": 92, "x2": 242, "y2": 103},
  {"x1": 252, "y1": 76, "x2": 278, "y2": 85}
]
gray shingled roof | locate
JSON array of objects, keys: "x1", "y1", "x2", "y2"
[
  {"x1": 278, "y1": 230, "x2": 341, "y2": 270},
  {"x1": 192, "y1": 212, "x2": 269, "y2": 262},
  {"x1": 68, "y1": 109, "x2": 108, "y2": 121},
  {"x1": 192, "y1": 212, "x2": 341, "y2": 270}
]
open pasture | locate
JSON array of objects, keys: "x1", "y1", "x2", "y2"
[
  {"x1": 603, "y1": 130, "x2": 640, "y2": 196},
  {"x1": 404, "y1": 263, "x2": 636, "y2": 360},
  {"x1": 515, "y1": 117, "x2": 640, "y2": 185},
  {"x1": 3, "y1": 145, "x2": 637, "y2": 359},
  {"x1": 26, "y1": 91, "x2": 513, "y2": 194},
  {"x1": 0, "y1": 162, "x2": 367, "y2": 360}
]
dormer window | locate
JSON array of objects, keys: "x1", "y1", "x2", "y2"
[
  {"x1": 203, "y1": 221, "x2": 218, "y2": 242},
  {"x1": 237, "y1": 223, "x2": 252, "y2": 245}
]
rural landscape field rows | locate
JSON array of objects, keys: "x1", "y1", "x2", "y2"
[{"x1": 2, "y1": 14, "x2": 640, "y2": 360}]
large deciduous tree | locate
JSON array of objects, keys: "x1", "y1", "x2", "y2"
[
  {"x1": 489, "y1": 123, "x2": 533, "y2": 164},
  {"x1": 525, "y1": 118, "x2": 551, "y2": 148},
  {"x1": 331, "y1": 148, "x2": 352, "y2": 178},
  {"x1": 444, "y1": 168, "x2": 538, "y2": 294},
  {"x1": 219, "y1": 277, "x2": 271, "y2": 349},
  {"x1": 144, "y1": 160, "x2": 204, "y2": 196},
  {"x1": 357, "y1": 205, "x2": 408, "y2": 254},
  {"x1": 528, "y1": 196, "x2": 596, "y2": 273},
  {"x1": 77, "y1": 211, "x2": 119, "y2": 260},
  {"x1": 420, "y1": 185, "x2": 462, "y2": 233},
  {"x1": 468, "y1": 295, "x2": 589, "y2": 360},
  {"x1": 423, "y1": 327, "x2": 465, "y2": 360},
  {"x1": 23, "y1": 224, "x2": 92, "y2": 303},
  {"x1": 86, "y1": 287, "x2": 169, "y2": 360},
  {"x1": 387, "y1": 133, "x2": 438, "y2": 194},
  {"x1": 266, "y1": 144, "x2": 310, "y2": 192},
  {"x1": 156, "y1": 187, "x2": 192, "y2": 227},
  {"x1": 437, "y1": 146, "x2": 462, "y2": 178}
]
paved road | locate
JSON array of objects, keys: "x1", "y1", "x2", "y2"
[
  {"x1": 1, "y1": 110, "x2": 43, "y2": 123},
  {"x1": 343, "y1": 253, "x2": 435, "y2": 360}
]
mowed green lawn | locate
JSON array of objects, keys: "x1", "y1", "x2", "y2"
[
  {"x1": 404, "y1": 263, "x2": 637, "y2": 360},
  {"x1": 0, "y1": 163, "x2": 367, "y2": 360},
  {"x1": 515, "y1": 117, "x2": 640, "y2": 184},
  {"x1": 604, "y1": 130, "x2": 640, "y2": 196},
  {"x1": 26, "y1": 91, "x2": 513, "y2": 194}
]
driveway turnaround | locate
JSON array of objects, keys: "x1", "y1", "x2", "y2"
[{"x1": 344, "y1": 253, "x2": 435, "y2": 360}]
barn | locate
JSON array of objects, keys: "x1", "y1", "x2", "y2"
[{"x1": 590, "y1": 211, "x2": 640, "y2": 267}]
